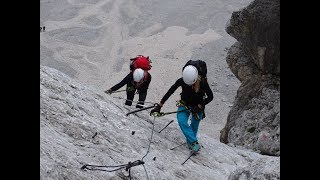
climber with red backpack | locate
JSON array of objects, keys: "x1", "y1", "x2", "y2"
[{"x1": 105, "y1": 55, "x2": 152, "y2": 108}]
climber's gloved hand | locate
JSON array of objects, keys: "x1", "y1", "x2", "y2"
[
  {"x1": 150, "y1": 104, "x2": 161, "y2": 116},
  {"x1": 104, "y1": 89, "x2": 113, "y2": 95}
]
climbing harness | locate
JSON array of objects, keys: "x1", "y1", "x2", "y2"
[
  {"x1": 150, "y1": 108, "x2": 187, "y2": 133},
  {"x1": 151, "y1": 109, "x2": 185, "y2": 118},
  {"x1": 176, "y1": 100, "x2": 200, "y2": 120},
  {"x1": 126, "y1": 86, "x2": 136, "y2": 92}
]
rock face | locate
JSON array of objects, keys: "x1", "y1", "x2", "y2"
[
  {"x1": 220, "y1": 0, "x2": 280, "y2": 156},
  {"x1": 40, "y1": 65, "x2": 279, "y2": 179},
  {"x1": 226, "y1": 0, "x2": 280, "y2": 75},
  {"x1": 229, "y1": 157, "x2": 280, "y2": 180}
]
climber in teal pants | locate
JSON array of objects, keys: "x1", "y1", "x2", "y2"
[
  {"x1": 177, "y1": 106, "x2": 203, "y2": 145},
  {"x1": 150, "y1": 62, "x2": 213, "y2": 152}
]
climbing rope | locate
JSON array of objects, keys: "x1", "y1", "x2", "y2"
[
  {"x1": 141, "y1": 116, "x2": 156, "y2": 161},
  {"x1": 81, "y1": 160, "x2": 144, "y2": 172},
  {"x1": 82, "y1": 95, "x2": 200, "y2": 178},
  {"x1": 112, "y1": 96, "x2": 156, "y2": 106},
  {"x1": 81, "y1": 116, "x2": 157, "y2": 180},
  {"x1": 110, "y1": 89, "x2": 127, "y2": 93}
]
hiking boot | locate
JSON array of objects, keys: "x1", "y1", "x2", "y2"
[
  {"x1": 191, "y1": 141, "x2": 200, "y2": 152},
  {"x1": 125, "y1": 101, "x2": 132, "y2": 106},
  {"x1": 136, "y1": 104, "x2": 144, "y2": 108}
]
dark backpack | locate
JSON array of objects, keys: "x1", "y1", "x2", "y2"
[
  {"x1": 182, "y1": 60, "x2": 207, "y2": 78},
  {"x1": 130, "y1": 55, "x2": 152, "y2": 72}
]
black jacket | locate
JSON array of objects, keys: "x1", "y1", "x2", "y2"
[
  {"x1": 110, "y1": 72, "x2": 152, "y2": 93},
  {"x1": 160, "y1": 78, "x2": 213, "y2": 107}
]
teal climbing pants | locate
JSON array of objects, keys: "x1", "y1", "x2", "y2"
[{"x1": 176, "y1": 106, "x2": 203, "y2": 144}]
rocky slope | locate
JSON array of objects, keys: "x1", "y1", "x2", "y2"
[
  {"x1": 40, "y1": 0, "x2": 254, "y2": 141},
  {"x1": 220, "y1": 0, "x2": 280, "y2": 156},
  {"x1": 40, "y1": 65, "x2": 279, "y2": 179}
]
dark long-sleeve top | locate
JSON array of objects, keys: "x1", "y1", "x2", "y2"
[
  {"x1": 110, "y1": 72, "x2": 152, "y2": 93},
  {"x1": 160, "y1": 78, "x2": 213, "y2": 107}
]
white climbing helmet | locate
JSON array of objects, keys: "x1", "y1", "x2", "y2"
[
  {"x1": 133, "y1": 68, "x2": 145, "y2": 82},
  {"x1": 182, "y1": 65, "x2": 198, "y2": 85}
]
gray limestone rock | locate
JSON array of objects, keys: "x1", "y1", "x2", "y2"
[
  {"x1": 47, "y1": 27, "x2": 106, "y2": 47},
  {"x1": 229, "y1": 157, "x2": 280, "y2": 180},
  {"x1": 40, "y1": 65, "x2": 279, "y2": 179},
  {"x1": 226, "y1": 0, "x2": 280, "y2": 75},
  {"x1": 221, "y1": 0, "x2": 280, "y2": 156}
]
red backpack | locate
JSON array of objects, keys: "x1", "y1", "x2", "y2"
[{"x1": 130, "y1": 55, "x2": 152, "y2": 72}]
